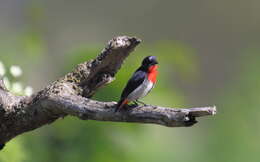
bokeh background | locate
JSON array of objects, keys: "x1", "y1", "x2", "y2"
[{"x1": 0, "y1": 0, "x2": 260, "y2": 162}]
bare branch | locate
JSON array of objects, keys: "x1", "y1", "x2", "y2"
[
  {"x1": 0, "y1": 36, "x2": 216, "y2": 149},
  {"x1": 49, "y1": 95, "x2": 216, "y2": 127}
]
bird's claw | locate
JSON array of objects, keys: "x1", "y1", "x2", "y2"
[
  {"x1": 136, "y1": 100, "x2": 148, "y2": 106},
  {"x1": 131, "y1": 101, "x2": 139, "y2": 107}
]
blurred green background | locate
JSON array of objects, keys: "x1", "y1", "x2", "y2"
[{"x1": 0, "y1": 0, "x2": 260, "y2": 162}]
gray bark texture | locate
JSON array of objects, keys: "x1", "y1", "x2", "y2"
[{"x1": 0, "y1": 36, "x2": 216, "y2": 149}]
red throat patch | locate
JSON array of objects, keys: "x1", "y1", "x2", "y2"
[{"x1": 148, "y1": 65, "x2": 158, "y2": 83}]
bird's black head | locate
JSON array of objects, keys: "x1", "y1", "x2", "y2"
[{"x1": 141, "y1": 56, "x2": 158, "y2": 67}]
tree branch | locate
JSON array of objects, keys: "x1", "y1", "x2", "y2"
[
  {"x1": 48, "y1": 95, "x2": 216, "y2": 127},
  {"x1": 0, "y1": 36, "x2": 216, "y2": 149}
]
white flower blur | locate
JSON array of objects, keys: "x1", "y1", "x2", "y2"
[
  {"x1": 12, "y1": 82, "x2": 23, "y2": 94},
  {"x1": 10, "y1": 65, "x2": 23, "y2": 77},
  {"x1": 3, "y1": 77, "x2": 10, "y2": 90},
  {"x1": 0, "y1": 61, "x2": 5, "y2": 76},
  {"x1": 24, "y1": 86, "x2": 34, "y2": 96}
]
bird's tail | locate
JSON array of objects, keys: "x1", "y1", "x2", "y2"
[{"x1": 115, "y1": 99, "x2": 129, "y2": 112}]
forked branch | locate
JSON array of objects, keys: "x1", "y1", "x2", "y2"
[{"x1": 0, "y1": 36, "x2": 216, "y2": 149}]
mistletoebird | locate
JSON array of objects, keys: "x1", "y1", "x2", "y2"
[{"x1": 115, "y1": 56, "x2": 158, "y2": 112}]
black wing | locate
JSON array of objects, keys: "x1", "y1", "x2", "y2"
[{"x1": 120, "y1": 70, "x2": 146, "y2": 99}]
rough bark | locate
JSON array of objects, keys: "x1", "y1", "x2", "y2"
[{"x1": 0, "y1": 36, "x2": 216, "y2": 149}]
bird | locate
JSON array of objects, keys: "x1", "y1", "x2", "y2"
[{"x1": 115, "y1": 56, "x2": 158, "y2": 112}]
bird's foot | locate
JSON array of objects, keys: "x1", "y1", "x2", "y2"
[
  {"x1": 136, "y1": 100, "x2": 148, "y2": 106},
  {"x1": 129, "y1": 101, "x2": 139, "y2": 107}
]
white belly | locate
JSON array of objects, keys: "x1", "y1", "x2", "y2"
[{"x1": 126, "y1": 78, "x2": 154, "y2": 101}]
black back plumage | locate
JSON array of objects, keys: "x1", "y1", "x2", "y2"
[{"x1": 120, "y1": 69, "x2": 146, "y2": 99}]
